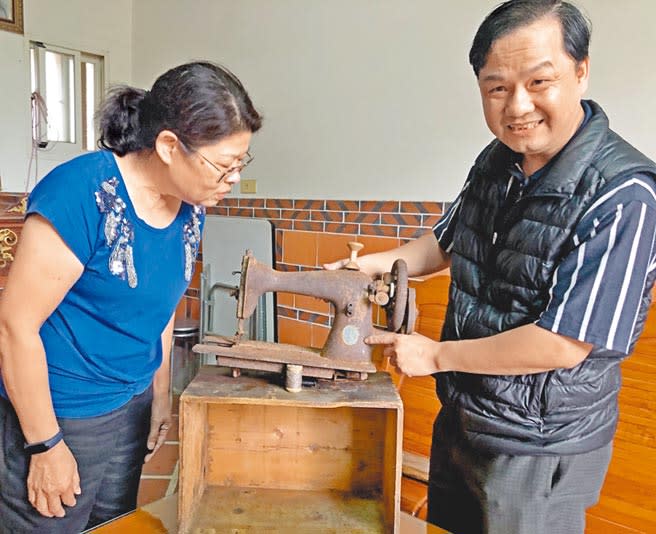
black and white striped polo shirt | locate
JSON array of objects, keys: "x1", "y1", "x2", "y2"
[{"x1": 434, "y1": 172, "x2": 656, "y2": 354}]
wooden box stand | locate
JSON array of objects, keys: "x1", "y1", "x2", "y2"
[{"x1": 179, "y1": 366, "x2": 403, "y2": 533}]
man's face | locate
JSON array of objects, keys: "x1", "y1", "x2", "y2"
[{"x1": 477, "y1": 16, "x2": 589, "y2": 175}]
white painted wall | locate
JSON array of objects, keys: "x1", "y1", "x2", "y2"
[
  {"x1": 0, "y1": 0, "x2": 132, "y2": 192},
  {"x1": 2, "y1": 1, "x2": 654, "y2": 200},
  {"x1": 131, "y1": 0, "x2": 656, "y2": 201}
]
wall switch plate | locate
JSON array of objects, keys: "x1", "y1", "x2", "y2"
[{"x1": 240, "y1": 179, "x2": 257, "y2": 194}]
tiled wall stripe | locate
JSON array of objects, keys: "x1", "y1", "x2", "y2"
[{"x1": 205, "y1": 198, "x2": 446, "y2": 241}]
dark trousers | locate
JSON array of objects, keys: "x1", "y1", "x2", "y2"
[
  {"x1": 427, "y1": 412, "x2": 613, "y2": 534},
  {"x1": 0, "y1": 387, "x2": 152, "y2": 534}
]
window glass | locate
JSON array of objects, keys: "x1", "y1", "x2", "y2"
[{"x1": 43, "y1": 49, "x2": 76, "y2": 143}]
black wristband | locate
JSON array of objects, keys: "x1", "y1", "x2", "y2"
[{"x1": 24, "y1": 428, "x2": 64, "y2": 455}]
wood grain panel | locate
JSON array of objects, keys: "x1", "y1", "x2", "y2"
[
  {"x1": 401, "y1": 476, "x2": 428, "y2": 521},
  {"x1": 205, "y1": 404, "x2": 386, "y2": 493}
]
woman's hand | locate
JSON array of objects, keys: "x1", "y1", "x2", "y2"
[
  {"x1": 365, "y1": 331, "x2": 441, "y2": 377},
  {"x1": 27, "y1": 440, "x2": 81, "y2": 517},
  {"x1": 144, "y1": 389, "x2": 171, "y2": 463}
]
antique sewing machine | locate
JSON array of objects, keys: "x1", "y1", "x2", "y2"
[{"x1": 194, "y1": 242, "x2": 416, "y2": 391}]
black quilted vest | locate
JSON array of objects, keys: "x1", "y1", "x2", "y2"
[{"x1": 438, "y1": 100, "x2": 656, "y2": 455}]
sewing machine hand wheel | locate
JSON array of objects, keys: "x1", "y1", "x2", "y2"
[{"x1": 384, "y1": 259, "x2": 413, "y2": 333}]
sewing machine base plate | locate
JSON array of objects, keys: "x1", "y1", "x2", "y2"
[{"x1": 194, "y1": 335, "x2": 377, "y2": 381}]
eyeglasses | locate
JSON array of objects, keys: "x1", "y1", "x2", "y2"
[{"x1": 197, "y1": 150, "x2": 254, "y2": 184}]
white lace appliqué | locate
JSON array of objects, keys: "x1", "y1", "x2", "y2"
[
  {"x1": 183, "y1": 205, "x2": 204, "y2": 281},
  {"x1": 95, "y1": 178, "x2": 138, "y2": 288}
]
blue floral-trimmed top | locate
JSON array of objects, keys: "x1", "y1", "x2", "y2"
[
  {"x1": 94, "y1": 177, "x2": 205, "y2": 288},
  {"x1": 0, "y1": 151, "x2": 205, "y2": 418},
  {"x1": 95, "y1": 177, "x2": 138, "y2": 287}
]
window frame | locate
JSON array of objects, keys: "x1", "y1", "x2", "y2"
[
  {"x1": 81, "y1": 52, "x2": 105, "y2": 152},
  {"x1": 28, "y1": 40, "x2": 107, "y2": 159}
]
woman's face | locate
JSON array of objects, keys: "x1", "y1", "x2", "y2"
[{"x1": 175, "y1": 130, "x2": 253, "y2": 206}]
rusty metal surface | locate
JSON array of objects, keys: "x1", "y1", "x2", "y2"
[
  {"x1": 238, "y1": 252, "x2": 375, "y2": 363},
  {"x1": 195, "y1": 335, "x2": 376, "y2": 374},
  {"x1": 385, "y1": 259, "x2": 408, "y2": 333},
  {"x1": 405, "y1": 287, "x2": 417, "y2": 334},
  {"x1": 214, "y1": 356, "x2": 336, "y2": 380}
]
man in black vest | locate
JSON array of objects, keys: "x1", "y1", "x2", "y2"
[{"x1": 327, "y1": 1, "x2": 656, "y2": 533}]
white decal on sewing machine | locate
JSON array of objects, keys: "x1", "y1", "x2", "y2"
[{"x1": 342, "y1": 325, "x2": 360, "y2": 346}]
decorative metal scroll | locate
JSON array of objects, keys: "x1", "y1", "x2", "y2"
[
  {"x1": 7, "y1": 197, "x2": 27, "y2": 214},
  {"x1": 0, "y1": 228, "x2": 18, "y2": 268}
]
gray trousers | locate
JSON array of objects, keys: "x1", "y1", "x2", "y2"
[
  {"x1": 0, "y1": 387, "x2": 152, "y2": 534},
  {"x1": 427, "y1": 412, "x2": 613, "y2": 534}
]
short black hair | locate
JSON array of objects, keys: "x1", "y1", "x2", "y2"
[
  {"x1": 469, "y1": 0, "x2": 591, "y2": 77},
  {"x1": 98, "y1": 62, "x2": 262, "y2": 156}
]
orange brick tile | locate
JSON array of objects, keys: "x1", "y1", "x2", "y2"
[
  {"x1": 293, "y1": 221, "x2": 324, "y2": 232},
  {"x1": 422, "y1": 214, "x2": 442, "y2": 227},
  {"x1": 282, "y1": 231, "x2": 317, "y2": 266},
  {"x1": 188, "y1": 298, "x2": 200, "y2": 320},
  {"x1": 189, "y1": 261, "x2": 202, "y2": 290},
  {"x1": 207, "y1": 206, "x2": 229, "y2": 216},
  {"x1": 316, "y1": 233, "x2": 356, "y2": 265},
  {"x1": 167, "y1": 415, "x2": 179, "y2": 441},
  {"x1": 325, "y1": 223, "x2": 359, "y2": 234},
  {"x1": 217, "y1": 198, "x2": 239, "y2": 208},
  {"x1": 400, "y1": 201, "x2": 443, "y2": 215},
  {"x1": 254, "y1": 208, "x2": 282, "y2": 219},
  {"x1": 174, "y1": 298, "x2": 186, "y2": 320},
  {"x1": 137, "y1": 478, "x2": 170, "y2": 507},
  {"x1": 310, "y1": 210, "x2": 343, "y2": 222},
  {"x1": 345, "y1": 212, "x2": 380, "y2": 224},
  {"x1": 326, "y1": 200, "x2": 359, "y2": 211},
  {"x1": 295, "y1": 199, "x2": 324, "y2": 210},
  {"x1": 229, "y1": 207, "x2": 255, "y2": 218},
  {"x1": 360, "y1": 224, "x2": 398, "y2": 238},
  {"x1": 355, "y1": 235, "x2": 401, "y2": 255},
  {"x1": 281, "y1": 209, "x2": 309, "y2": 220},
  {"x1": 278, "y1": 317, "x2": 312, "y2": 347},
  {"x1": 298, "y1": 310, "x2": 330, "y2": 325},
  {"x1": 295, "y1": 294, "x2": 331, "y2": 315},
  {"x1": 277, "y1": 291, "x2": 294, "y2": 307},
  {"x1": 239, "y1": 198, "x2": 265, "y2": 208},
  {"x1": 311, "y1": 324, "x2": 330, "y2": 349},
  {"x1": 266, "y1": 198, "x2": 293, "y2": 209},
  {"x1": 271, "y1": 219, "x2": 293, "y2": 231},
  {"x1": 380, "y1": 213, "x2": 422, "y2": 226},
  {"x1": 360, "y1": 201, "x2": 400, "y2": 213},
  {"x1": 142, "y1": 443, "x2": 179, "y2": 476},
  {"x1": 277, "y1": 305, "x2": 297, "y2": 319},
  {"x1": 400, "y1": 227, "x2": 426, "y2": 240}
]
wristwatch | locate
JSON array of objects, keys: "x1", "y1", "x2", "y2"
[{"x1": 23, "y1": 428, "x2": 64, "y2": 455}]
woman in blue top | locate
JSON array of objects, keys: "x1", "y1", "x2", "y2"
[{"x1": 0, "y1": 61, "x2": 262, "y2": 533}]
